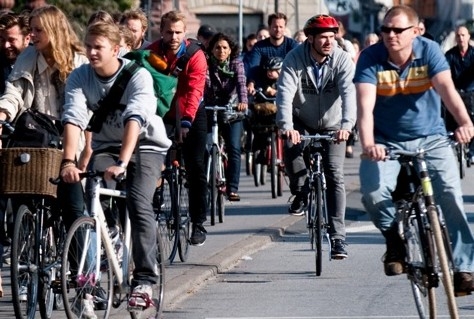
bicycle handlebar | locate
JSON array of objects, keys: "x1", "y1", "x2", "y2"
[
  {"x1": 255, "y1": 88, "x2": 276, "y2": 102},
  {"x1": 300, "y1": 133, "x2": 337, "y2": 141},
  {"x1": 49, "y1": 171, "x2": 125, "y2": 185}
]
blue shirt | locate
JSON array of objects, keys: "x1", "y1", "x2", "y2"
[{"x1": 354, "y1": 36, "x2": 448, "y2": 141}]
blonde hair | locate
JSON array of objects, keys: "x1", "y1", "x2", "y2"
[
  {"x1": 160, "y1": 10, "x2": 186, "y2": 32},
  {"x1": 29, "y1": 5, "x2": 85, "y2": 83},
  {"x1": 86, "y1": 22, "x2": 121, "y2": 47},
  {"x1": 120, "y1": 8, "x2": 148, "y2": 31}
]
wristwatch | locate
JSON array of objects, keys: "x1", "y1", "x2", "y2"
[{"x1": 115, "y1": 160, "x2": 127, "y2": 168}]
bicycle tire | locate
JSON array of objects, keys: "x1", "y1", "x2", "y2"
[
  {"x1": 270, "y1": 131, "x2": 278, "y2": 199},
  {"x1": 427, "y1": 206, "x2": 459, "y2": 319},
  {"x1": 457, "y1": 144, "x2": 466, "y2": 179},
  {"x1": 252, "y1": 151, "x2": 261, "y2": 187},
  {"x1": 157, "y1": 173, "x2": 179, "y2": 265},
  {"x1": 39, "y1": 219, "x2": 58, "y2": 319},
  {"x1": 210, "y1": 145, "x2": 218, "y2": 226},
  {"x1": 217, "y1": 152, "x2": 226, "y2": 224},
  {"x1": 11, "y1": 204, "x2": 38, "y2": 319},
  {"x1": 178, "y1": 173, "x2": 190, "y2": 262},
  {"x1": 307, "y1": 187, "x2": 316, "y2": 250},
  {"x1": 315, "y1": 177, "x2": 324, "y2": 277},
  {"x1": 154, "y1": 227, "x2": 166, "y2": 319},
  {"x1": 245, "y1": 151, "x2": 253, "y2": 176},
  {"x1": 61, "y1": 216, "x2": 114, "y2": 319},
  {"x1": 404, "y1": 206, "x2": 436, "y2": 319}
]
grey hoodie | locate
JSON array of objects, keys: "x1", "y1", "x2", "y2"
[{"x1": 276, "y1": 40, "x2": 356, "y2": 132}]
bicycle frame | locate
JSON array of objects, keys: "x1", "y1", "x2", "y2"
[
  {"x1": 388, "y1": 147, "x2": 458, "y2": 319},
  {"x1": 80, "y1": 174, "x2": 131, "y2": 291}
]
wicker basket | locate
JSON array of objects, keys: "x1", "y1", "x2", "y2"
[{"x1": 0, "y1": 148, "x2": 62, "y2": 198}]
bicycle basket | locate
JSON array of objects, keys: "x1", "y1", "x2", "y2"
[{"x1": 0, "y1": 147, "x2": 62, "y2": 198}]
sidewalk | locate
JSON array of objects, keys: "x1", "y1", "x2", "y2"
[{"x1": 0, "y1": 146, "x2": 365, "y2": 318}]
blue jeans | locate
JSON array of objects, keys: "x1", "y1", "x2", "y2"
[
  {"x1": 88, "y1": 150, "x2": 164, "y2": 285},
  {"x1": 220, "y1": 119, "x2": 243, "y2": 194},
  {"x1": 360, "y1": 134, "x2": 474, "y2": 272}
]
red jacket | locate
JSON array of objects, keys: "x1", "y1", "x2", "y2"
[{"x1": 147, "y1": 39, "x2": 207, "y2": 125}]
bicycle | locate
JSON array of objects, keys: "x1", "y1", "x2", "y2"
[
  {"x1": 155, "y1": 141, "x2": 190, "y2": 264},
  {"x1": 454, "y1": 142, "x2": 470, "y2": 179},
  {"x1": 0, "y1": 121, "x2": 66, "y2": 319},
  {"x1": 386, "y1": 146, "x2": 458, "y2": 319},
  {"x1": 58, "y1": 171, "x2": 165, "y2": 319},
  {"x1": 249, "y1": 88, "x2": 285, "y2": 198},
  {"x1": 204, "y1": 104, "x2": 233, "y2": 226},
  {"x1": 299, "y1": 133, "x2": 336, "y2": 277}
]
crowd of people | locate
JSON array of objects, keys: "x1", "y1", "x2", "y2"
[{"x1": 0, "y1": 2, "x2": 474, "y2": 317}]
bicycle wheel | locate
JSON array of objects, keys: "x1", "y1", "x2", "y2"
[
  {"x1": 314, "y1": 177, "x2": 324, "y2": 277},
  {"x1": 427, "y1": 206, "x2": 458, "y2": 319},
  {"x1": 457, "y1": 144, "x2": 466, "y2": 179},
  {"x1": 62, "y1": 217, "x2": 114, "y2": 319},
  {"x1": 252, "y1": 150, "x2": 261, "y2": 187},
  {"x1": 156, "y1": 173, "x2": 179, "y2": 265},
  {"x1": 11, "y1": 204, "x2": 38, "y2": 319},
  {"x1": 217, "y1": 152, "x2": 226, "y2": 224},
  {"x1": 210, "y1": 144, "x2": 218, "y2": 226},
  {"x1": 307, "y1": 187, "x2": 316, "y2": 249},
  {"x1": 270, "y1": 131, "x2": 278, "y2": 199},
  {"x1": 178, "y1": 172, "x2": 190, "y2": 262},
  {"x1": 404, "y1": 209, "x2": 436, "y2": 319},
  {"x1": 39, "y1": 217, "x2": 58, "y2": 319},
  {"x1": 154, "y1": 226, "x2": 166, "y2": 319}
]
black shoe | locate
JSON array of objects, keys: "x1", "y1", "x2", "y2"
[
  {"x1": 94, "y1": 286, "x2": 108, "y2": 310},
  {"x1": 331, "y1": 239, "x2": 348, "y2": 259},
  {"x1": 152, "y1": 186, "x2": 163, "y2": 210},
  {"x1": 190, "y1": 224, "x2": 207, "y2": 246},
  {"x1": 381, "y1": 227, "x2": 406, "y2": 276},
  {"x1": 454, "y1": 272, "x2": 474, "y2": 297},
  {"x1": 288, "y1": 193, "x2": 307, "y2": 216}
]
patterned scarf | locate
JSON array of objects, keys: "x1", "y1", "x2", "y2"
[{"x1": 211, "y1": 56, "x2": 234, "y2": 77}]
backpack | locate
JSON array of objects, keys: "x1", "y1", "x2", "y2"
[
  {"x1": 7, "y1": 108, "x2": 62, "y2": 149},
  {"x1": 124, "y1": 40, "x2": 203, "y2": 117}
]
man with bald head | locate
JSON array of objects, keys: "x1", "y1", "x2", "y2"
[{"x1": 446, "y1": 25, "x2": 474, "y2": 162}]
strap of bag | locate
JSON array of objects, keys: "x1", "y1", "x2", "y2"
[
  {"x1": 172, "y1": 39, "x2": 202, "y2": 77},
  {"x1": 87, "y1": 61, "x2": 140, "y2": 133}
]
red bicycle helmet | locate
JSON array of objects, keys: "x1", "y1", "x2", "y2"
[{"x1": 303, "y1": 14, "x2": 339, "y2": 36}]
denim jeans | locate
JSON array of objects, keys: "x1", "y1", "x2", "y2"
[
  {"x1": 360, "y1": 134, "x2": 474, "y2": 272},
  {"x1": 88, "y1": 150, "x2": 164, "y2": 285},
  {"x1": 219, "y1": 119, "x2": 243, "y2": 194},
  {"x1": 283, "y1": 125, "x2": 347, "y2": 240}
]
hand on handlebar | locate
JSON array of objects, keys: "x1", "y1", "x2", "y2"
[
  {"x1": 283, "y1": 129, "x2": 301, "y2": 145},
  {"x1": 60, "y1": 165, "x2": 83, "y2": 184},
  {"x1": 361, "y1": 144, "x2": 387, "y2": 162},
  {"x1": 335, "y1": 129, "x2": 351, "y2": 143},
  {"x1": 455, "y1": 125, "x2": 474, "y2": 144}
]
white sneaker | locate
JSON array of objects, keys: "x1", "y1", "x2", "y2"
[
  {"x1": 18, "y1": 285, "x2": 27, "y2": 301},
  {"x1": 470, "y1": 156, "x2": 474, "y2": 165},
  {"x1": 74, "y1": 293, "x2": 97, "y2": 319},
  {"x1": 128, "y1": 284, "x2": 154, "y2": 309}
]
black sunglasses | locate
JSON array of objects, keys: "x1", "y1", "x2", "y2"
[{"x1": 380, "y1": 25, "x2": 414, "y2": 34}]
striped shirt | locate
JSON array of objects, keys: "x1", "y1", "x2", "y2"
[{"x1": 353, "y1": 36, "x2": 448, "y2": 141}]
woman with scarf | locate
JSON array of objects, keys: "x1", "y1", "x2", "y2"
[{"x1": 204, "y1": 32, "x2": 248, "y2": 201}]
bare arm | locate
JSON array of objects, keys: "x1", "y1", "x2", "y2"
[
  {"x1": 356, "y1": 82, "x2": 386, "y2": 160},
  {"x1": 432, "y1": 70, "x2": 474, "y2": 144}
]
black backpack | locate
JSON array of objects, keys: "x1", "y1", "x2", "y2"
[{"x1": 7, "y1": 108, "x2": 62, "y2": 149}]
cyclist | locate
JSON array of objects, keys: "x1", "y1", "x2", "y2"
[
  {"x1": 146, "y1": 11, "x2": 209, "y2": 246},
  {"x1": 249, "y1": 57, "x2": 281, "y2": 172},
  {"x1": 204, "y1": 32, "x2": 247, "y2": 201},
  {"x1": 354, "y1": 5, "x2": 474, "y2": 294},
  {"x1": 244, "y1": 12, "x2": 298, "y2": 96},
  {"x1": 119, "y1": 8, "x2": 151, "y2": 50},
  {"x1": 276, "y1": 14, "x2": 356, "y2": 259},
  {"x1": 60, "y1": 21, "x2": 171, "y2": 314},
  {"x1": 445, "y1": 25, "x2": 474, "y2": 164}
]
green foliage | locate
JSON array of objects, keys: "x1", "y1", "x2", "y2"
[{"x1": 13, "y1": 0, "x2": 134, "y2": 38}]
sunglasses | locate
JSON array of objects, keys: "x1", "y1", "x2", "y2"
[{"x1": 380, "y1": 25, "x2": 414, "y2": 34}]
